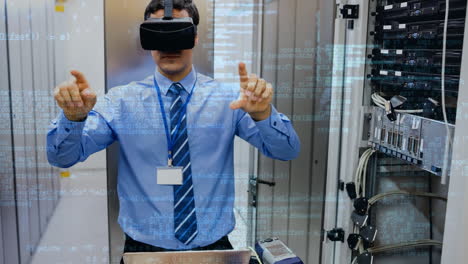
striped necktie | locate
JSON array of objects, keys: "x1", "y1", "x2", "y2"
[{"x1": 168, "y1": 82, "x2": 198, "y2": 245}]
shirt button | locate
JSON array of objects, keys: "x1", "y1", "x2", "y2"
[
  {"x1": 65, "y1": 128, "x2": 70, "y2": 132},
  {"x1": 273, "y1": 121, "x2": 277, "y2": 126}
]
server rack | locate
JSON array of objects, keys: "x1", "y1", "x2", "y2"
[
  {"x1": 1, "y1": 0, "x2": 61, "y2": 263},
  {"x1": 322, "y1": 0, "x2": 468, "y2": 263}
]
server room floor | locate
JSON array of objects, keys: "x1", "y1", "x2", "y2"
[
  {"x1": 31, "y1": 164, "x2": 109, "y2": 263},
  {"x1": 30, "y1": 155, "x2": 248, "y2": 264}
]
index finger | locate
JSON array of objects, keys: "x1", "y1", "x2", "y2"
[
  {"x1": 70, "y1": 70, "x2": 89, "y2": 90},
  {"x1": 238, "y1": 62, "x2": 249, "y2": 89}
]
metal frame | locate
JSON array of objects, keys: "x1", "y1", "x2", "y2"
[
  {"x1": 321, "y1": 10, "x2": 347, "y2": 264},
  {"x1": 322, "y1": 1, "x2": 373, "y2": 263},
  {"x1": 440, "y1": 12, "x2": 468, "y2": 264},
  {"x1": 249, "y1": 0, "x2": 264, "y2": 248}
]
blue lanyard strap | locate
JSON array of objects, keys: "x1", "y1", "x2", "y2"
[{"x1": 153, "y1": 73, "x2": 198, "y2": 161}]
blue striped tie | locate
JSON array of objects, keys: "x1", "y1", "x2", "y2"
[{"x1": 168, "y1": 82, "x2": 198, "y2": 245}]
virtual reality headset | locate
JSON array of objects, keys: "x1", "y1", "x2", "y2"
[{"x1": 140, "y1": 0, "x2": 197, "y2": 51}]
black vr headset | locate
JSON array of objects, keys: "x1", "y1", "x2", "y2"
[{"x1": 140, "y1": 0, "x2": 197, "y2": 51}]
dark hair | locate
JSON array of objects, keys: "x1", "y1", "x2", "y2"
[{"x1": 144, "y1": 0, "x2": 200, "y2": 26}]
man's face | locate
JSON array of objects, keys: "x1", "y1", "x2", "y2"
[{"x1": 150, "y1": 9, "x2": 198, "y2": 76}]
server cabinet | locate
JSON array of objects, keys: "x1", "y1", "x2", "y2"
[
  {"x1": 29, "y1": 0, "x2": 55, "y2": 237},
  {"x1": 322, "y1": 1, "x2": 468, "y2": 264},
  {"x1": 47, "y1": 0, "x2": 60, "y2": 207},
  {"x1": 254, "y1": 0, "x2": 335, "y2": 263},
  {"x1": 1, "y1": 0, "x2": 62, "y2": 262},
  {"x1": 18, "y1": 0, "x2": 41, "y2": 259},
  {"x1": 0, "y1": 0, "x2": 21, "y2": 262},
  {"x1": 6, "y1": 0, "x2": 34, "y2": 262}
]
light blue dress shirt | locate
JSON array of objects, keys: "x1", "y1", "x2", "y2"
[{"x1": 46, "y1": 66, "x2": 300, "y2": 249}]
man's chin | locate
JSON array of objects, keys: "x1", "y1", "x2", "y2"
[{"x1": 159, "y1": 64, "x2": 185, "y2": 75}]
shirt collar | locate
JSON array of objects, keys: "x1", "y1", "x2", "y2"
[{"x1": 154, "y1": 65, "x2": 196, "y2": 96}]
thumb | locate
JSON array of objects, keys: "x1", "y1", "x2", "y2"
[
  {"x1": 81, "y1": 88, "x2": 97, "y2": 108},
  {"x1": 229, "y1": 99, "x2": 245, "y2": 110},
  {"x1": 229, "y1": 90, "x2": 247, "y2": 110}
]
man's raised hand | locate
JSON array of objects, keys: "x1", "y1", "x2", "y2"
[
  {"x1": 53, "y1": 70, "x2": 97, "y2": 121},
  {"x1": 229, "y1": 62, "x2": 273, "y2": 121}
]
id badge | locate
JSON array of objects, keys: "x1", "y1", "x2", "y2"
[{"x1": 157, "y1": 166, "x2": 183, "y2": 185}]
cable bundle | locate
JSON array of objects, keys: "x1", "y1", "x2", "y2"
[
  {"x1": 371, "y1": 93, "x2": 423, "y2": 114},
  {"x1": 354, "y1": 149, "x2": 376, "y2": 199}
]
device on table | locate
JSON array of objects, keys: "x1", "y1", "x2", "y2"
[{"x1": 255, "y1": 237, "x2": 304, "y2": 264}]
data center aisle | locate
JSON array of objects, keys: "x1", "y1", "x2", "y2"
[
  {"x1": 30, "y1": 151, "x2": 247, "y2": 263},
  {"x1": 31, "y1": 154, "x2": 109, "y2": 264}
]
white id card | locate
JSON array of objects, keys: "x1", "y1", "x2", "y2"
[{"x1": 156, "y1": 166, "x2": 183, "y2": 185}]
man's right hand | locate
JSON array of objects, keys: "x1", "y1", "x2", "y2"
[{"x1": 54, "y1": 70, "x2": 97, "y2": 121}]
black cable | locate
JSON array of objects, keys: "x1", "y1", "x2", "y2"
[
  {"x1": 368, "y1": 239, "x2": 442, "y2": 254},
  {"x1": 368, "y1": 190, "x2": 447, "y2": 206}
]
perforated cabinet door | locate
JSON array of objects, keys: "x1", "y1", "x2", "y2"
[
  {"x1": 30, "y1": 0, "x2": 53, "y2": 237},
  {"x1": 254, "y1": 0, "x2": 334, "y2": 263}
]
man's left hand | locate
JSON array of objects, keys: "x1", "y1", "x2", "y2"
[{"x1": 229, "y1": 62, "x2": 273, "y2": 121}]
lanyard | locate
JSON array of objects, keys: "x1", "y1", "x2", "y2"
[{"x1": 153, "y1": 73, "x2": 198, "y2": 166}]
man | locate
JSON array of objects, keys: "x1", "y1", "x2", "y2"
[{"x1": 46, "y1": 0, "x2": 300, "y2": 261}]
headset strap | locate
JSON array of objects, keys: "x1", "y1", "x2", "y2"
[{"x1": 164, "y1": 0, "x2": 173, "y2": 20}]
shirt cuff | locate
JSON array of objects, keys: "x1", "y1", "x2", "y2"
[
  {"x1": 251, "y1": 104, "x2": 291, "y2": 137},
  {"x1": 54, "y1": 111, "x2": 87, "y2": 140}
]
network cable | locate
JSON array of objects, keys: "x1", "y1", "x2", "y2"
[
  {"x1": 441, "y1": 0, "x2": 451, "y2": 185},
  {"x1": 368, "y1": 239, "x2": 442, "y2": 254},
  {"x1": 351, "y1": 148, "x2": 375, "y2": 253},
  {"x1": 355, "y1": 190, "x2": 447, "y2": 216},
  {"x1": 352, "y1": 239, "x2": 443, "y2": 263},
  {"x1": 351, "y1": 190, "x2": 446, "y2": 256},
  {"x1": 354, "y1": 148, "x2": 375, "y2": 199},
  {"x1": 368, "y1": 190, "x2": 447, "y2": 205}
]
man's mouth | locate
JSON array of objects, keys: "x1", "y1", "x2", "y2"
[{"x1": 161, "y1": 51, "x2": 182, "y2": 58}]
